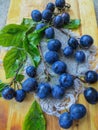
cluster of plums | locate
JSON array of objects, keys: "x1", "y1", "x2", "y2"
[
  {"x1": 32, "y1": 0, "x2": 70, "y2": 39},
  {"x1": 45, "y1": 34, "x2": 94, "y2": 67},
  {"x1": 31, "y1": 0, "x2": 94, "y2": 64},
  {"x1": 1, "y1": 0, "x2": 98, "y2": 129},
  {"x1": 2, "y1": 64, "x2": 98, "y2": 129}
]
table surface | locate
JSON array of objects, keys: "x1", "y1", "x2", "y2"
[{"x1": 0, "y1": 0, "x2": 98, "y2": 130}]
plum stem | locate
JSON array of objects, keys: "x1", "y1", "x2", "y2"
[
  {"x1": 38, "y1": 45, "x2": 51, "y2": 81},
  {"x1": 71, "y1": 74, "x2": 86, "y2": 83},
  {"x1": 65, "y1": 3, "x2": 71, "y2": 9},
  {"x1": 59, "y1": 28, "x2": 71, "y2": 38},
  {"x1": 53, "y1": 27, "x2": 71, "y2": 38},
  {"x1": 75, "y1": 76, "x2": 86, "y2": 83}
]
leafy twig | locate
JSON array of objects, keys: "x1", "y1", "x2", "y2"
[
  {"x1": 10, "y1": 56, "x2": 27, "y2": 86},
  {"x1": 38, "y1": 45, "x2": 51, "y2": 81}
]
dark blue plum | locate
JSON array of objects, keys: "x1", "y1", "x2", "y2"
[
  {"x1": 59, "y1": 112, "x2": 73, "y2": 129},
  {"x1": 46, "y1": 2, "x2": 55, "y2": 12},
  {"x1": 59, "y1": 73, "x2": 74, "y2": 88},
  {"x1": 63, "y1": 46, "x2": 74, "y2": 57},
  {"x1": 55, "y1": 0, "x2": 65, "y2": 8},
  {"x1": 52, "y1": 61, "x2": 67, "y2": 74},
  {"x1": 45, "y1": 51, "x2": 59, "y2": 64},
  {"x1": 42, "y1": 9, "x2": 52, "y2": 21},
  {"x1": 75, "y1": 51, "x2": 85, "y2": 63},
  {"x1": 80, "y1": 35, "x2": 94, "y2": 48},
  {"x1": 84, "y1": 87, "x2": 98, "y2": 104},
  {"x1": 52, "y1": 85, "x2": 65, "y2": 99},
  {"x1": 47, "y1": 39, "x2": 61, "y2": 51},
  {"x1": 53, "y1": 15, "x2": 64, "y2": 28},
  {"x1": 45, "y1": 27, "x2": 54, "y2": 39},
  {"x1": 84, "y1": 70, "x2": 97, "y2": 84},
  {"x1": 62, "y1": 12, "x2": 70, "y2": 24},
  {"x1": 68, "y1": 37, "x2": 78, "y2": 49},
  {"x1": 2, "y1": 86, "x2": 15, "y2": 100},
  {"x1": 22, "y1": 78, "x2": 38, "y2": 92},
  {"x1": 70, "y1": 104, "x2": 87, "y2": 120},
  {"x1": 15, "y1": 89, "x2": 26, "y2": 102},
  {"x1": 97, "y1": 92, "x2": 98, "y2": 101},
  {"x1": 37, "y1": 82, "x2": 51, "y2": 99},
  {"x1": 35, "y1": 23, "x2": 46, "y2": 30},
  {"x1": 97, "y1": 73, "x2": 98, "y2": 80},
  {"x1": 26, "y1": 66, "x2": 36, "y2": 77},
  {"x1": 31, "y1": 10, "x2": 42, "y2": 22}
]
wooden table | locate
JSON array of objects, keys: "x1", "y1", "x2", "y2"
[{"x1": 0, "y1": 0, "x2": 98, "y2": 130}]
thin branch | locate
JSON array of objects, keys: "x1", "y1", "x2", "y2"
[
  {"x1": 38, "y1": 45, "x2": 51, "y2": 81},
  {"x1": 71, "y1": 74, "x2": 86, "y2": 83},
  {"x1": 53, "y1": 27, "x2": 71, "y2": 38},
  {"x1": 65, "y1": 3, "x2": 71, "y2": 9},
  {"x1": 76, "y1": 76, "x2": 86, "y2": 83},
  {"x1": 59, "y1": 28, "x2": 71, "y2": 38}
]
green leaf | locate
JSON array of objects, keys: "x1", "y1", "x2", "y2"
[
  {"x1": 16, "y1": 74, "x2": 25, "y2": 82},
  {"x1": 0, "y1": 24, "x2": 28, "y2": 47},
  {"x1": 0, "y1": 24, "x2": 28, "y2": 34},
  {"x1": 23, "y1": 37, "x2": 40, "y2": 67},
  {"x1": 0, "y1": 33, "x2": 25, "y2": 47},
  {"x1": 3, "y1": 48, "x2": 26, "y2": 79},
  {"x1": 21, "y1": 18, "x2": 36, "y2": 28},
  {"x1": 28, "y1": 26, "x2": 48, "y2": 46},
  {"x1": 23, "y1": 100, "x2": 46, "y2": 130},
  {"x1": 21, "y1": 18, "x2": 37, "y2": 36},
  {"x1": 26, "y1": 27, "x2": 48, "y2": 66},
  {"x1": 28, "y1": 44, "x2": 40, "y2": 67},
  {"x1": 64, "y1": 19, "x2": 81, "y2": 29}
]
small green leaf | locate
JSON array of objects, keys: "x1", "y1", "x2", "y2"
[
  {"x1": 28, "y1": 44, "x2": 40, "y2": 67},
  {"x1": 28, "y1": 45, "x2": 41, "y2": 67},
  {"x1": 3, "y1": 48, "x2": 26, "y2": 79},
  {"x1": 26, "y1": 27, "x2": 48, "y2": 66},
  {"x1": 21, "y1": 18, "x2": 37, "y2": 36},
  {"x1": 21, "y1": 18, "x2": 36, "y2": 28},
  {"x1": 23, "y1": 100, "x2": 46, "y2": 130},
  {"x1": 16, "y1": 74, "x2": 25, "y2": 82},
  {"x1": 64, "y1": 19, "x2": 81, "y2": 29},
  {"x1": 28, "y1": 26, "x2": 48, "y2": 46},
  {"x1": 23, "y1": 37, "x2": 40, "y2": 67}
]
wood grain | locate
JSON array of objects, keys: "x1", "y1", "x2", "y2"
[{"x1": 0, "y1": 0, "x2": 98, "y2": 130}]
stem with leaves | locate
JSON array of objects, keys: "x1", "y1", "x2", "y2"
[{"x1": 10, "y1": 56, "x2": 27, "y2": 87}]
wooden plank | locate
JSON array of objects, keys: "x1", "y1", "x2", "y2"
[
  {"x1": 7, "y1": 0, "x2": 22, "y2": 24},
  {"x1": 0, "y1": 0, "x2": 98, "y2": 130},
  {"x1": 78, "y1": 1, "x2": 98, "y2": 130}
]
